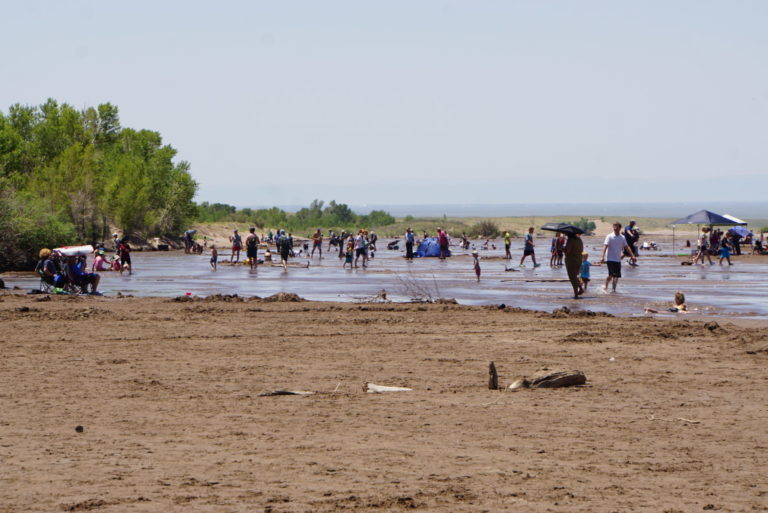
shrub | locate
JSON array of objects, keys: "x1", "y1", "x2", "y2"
[
  {"x1": 469, "y1": 220, "x2": 500, "y2": 238},
  {"x1": 572, "y1": 217, "x2": 597, "y2": 235}
]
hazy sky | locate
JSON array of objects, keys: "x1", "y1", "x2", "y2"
[{"x1": 2, "y1": 1, "x2": 767, "y2": 207}]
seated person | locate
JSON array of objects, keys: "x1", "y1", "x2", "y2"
[
  {"x1": 91, "y1": 250, "x2": 111, "y2": 271},
  {"x1": 67, "y1": 255, "x2": 101, "y2": 294},
  {"x1": 669, "y1": 291, "x2": 688, "y2": 312},
  {"x1": 36, "y1": 248, "x2": 66, "y2": 289},
  {"x1": 644, "y1": 291, "x2": 688, "y2": 314}
]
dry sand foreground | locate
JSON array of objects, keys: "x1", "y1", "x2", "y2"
[{"x1": 1, "y1": 293, "x2": 767, "y2": 513}]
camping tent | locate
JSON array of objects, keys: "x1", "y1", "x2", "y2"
[
  {"x1": 671, "y1": 209, "x2": 740, "y2": 226},
  {"x1": 415, "y1": 237, "x2": 449, "y2": 258},
  {"x1": 670, "y1": 209, "x2": 741, "y2": 250},
  {"x1": 723, "y1": 214, "x2": 748, "y2": 226}
]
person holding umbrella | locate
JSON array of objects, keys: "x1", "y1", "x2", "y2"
[
  {"x1": 564, "y1": 232, "x2": 584, "y2": 298},
  {"x1": 541, "y1": 222, "x2": 586, "y2": 298}
]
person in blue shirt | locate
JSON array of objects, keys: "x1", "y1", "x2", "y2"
[
  {"x1": 67, "y1": 255, "x2": 101, "y2": 294},
  {"x1": 579, "y1": 251, "x2": 592, "y2": 293}
]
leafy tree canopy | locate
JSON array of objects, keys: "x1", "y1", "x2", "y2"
[
  {"x1": 0, "y1": 99, "x2": 197, "y2": 269},
  {"x1": 194, "y1": 199, "x2": 395, "y2": 235}
]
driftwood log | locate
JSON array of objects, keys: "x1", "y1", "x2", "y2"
[
  {"x1": 258, "y1": 390, "x2": 314, "y2": 397},
  {"x1": 526, "y1": 369, "x2": 586, "y2": 388},
  {"x1": 365, "y1": 383, "x2": 412, "y2": 393},
  {"x1": 488, "y1": 362, "x2": 499, "y2": 390}
]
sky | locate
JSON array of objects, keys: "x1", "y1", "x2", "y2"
[{"x1": 2, "y1": 1, "x2": 767, "y2": 209}]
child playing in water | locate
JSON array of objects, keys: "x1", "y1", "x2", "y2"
[
  {"x1": 670, "y1": 291, "x2": 688, "y2": 312},
  {"x1": 343, "y1": 238, "x2": 354, "y2": 269},
  {"x1": 719, "y1": 234, "x2": 733, "y2": 266},
  {"x1": 264, "y1": 248, "x2": 272, "y2": 263},
  {"x1": 210, "y1": 245, "x2": 218, "y2": 271},
  {"x1": 472, "y1": 250, "x2": 481, "y2": 281},
  {"x1": 644, "y1": 291, "x2": 688, "y2": 314},
  {"x1": 579, "y1": 252, "x2": 591, "y2": 292},
  {"x1": 91, "y1": 250, "x2": 110, "y2": 272}
]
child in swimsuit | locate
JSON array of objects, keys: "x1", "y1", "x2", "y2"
[{"x1": 210, "y1": 246, "x2": 218, "y2": 271}]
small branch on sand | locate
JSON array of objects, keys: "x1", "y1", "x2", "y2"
[
  {"x1": 481, "y1": 391, "x2": 505, "y2": 407},
  {"x1": 647, "y1": 414, "x2": 701, "y2": 424}
]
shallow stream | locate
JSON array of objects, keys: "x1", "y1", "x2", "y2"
[{"x1": 4, "y1": 236, "x2": 767, "y2": 319}]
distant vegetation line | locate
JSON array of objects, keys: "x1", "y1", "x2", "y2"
[{"x1": 194, "y1": 201, "x2": 604, "y2": 239}]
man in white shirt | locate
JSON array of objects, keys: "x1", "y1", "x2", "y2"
[{"x1": 600, "y1": 222, "x2": 636, "y2": 292}]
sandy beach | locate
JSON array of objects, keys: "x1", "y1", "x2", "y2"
[{"x1": 1, "y1": 292, "x2": 767, "y2": 512}]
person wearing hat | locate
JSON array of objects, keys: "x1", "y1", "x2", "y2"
[
  {"x1": 91, "y1": 249, "x2": 110, "y2": 272},
  {"x1": 36, "y1": 248, "x2": 65, "y2": 289}
]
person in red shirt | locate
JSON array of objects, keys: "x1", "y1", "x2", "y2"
[
  {"x1": 118, "y1": 240, "x2": 132, "y2": 275},
  {"x1": 437, "y1": 228, "x2": 450, "y2": 260}
]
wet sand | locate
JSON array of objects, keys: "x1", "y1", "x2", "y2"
[
  {"x1": 4, "y1": 236, "x2": 768, "y2": 318},
  {"x1": 1, "y1": 293, "x2": 767, "y2": 512}
]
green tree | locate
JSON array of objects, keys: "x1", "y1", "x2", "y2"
[{"x1": 0, "y1": 99, "x2": 198, "y2": 268}]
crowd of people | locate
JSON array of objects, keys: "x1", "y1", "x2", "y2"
[
  {"x1": 691, "y1": 227, "x2": 758, "y2": 266},
  {"x1": 33, "y1": 218, "x2": 762, "y2": 302},
  {"x1": 34, "y1": 233, "x2": 133, "y2": 295},
  {"x1": 35, "y1": 248, "x2": 101, "y2": 294},
  {"x1": 216, "y1": 227, "x2": 387, "y2": 270}
]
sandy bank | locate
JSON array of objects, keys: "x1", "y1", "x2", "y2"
[{"x1": 1, "y1": 293, "x2": 767, "y2": 511}]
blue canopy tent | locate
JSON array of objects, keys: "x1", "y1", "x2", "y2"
[
  {"x1": 415, "y1": 237, "x2": 449, "y2": 258},
  {"x1": 670, "y1": 209, "x2": 741, "y2": 250}
]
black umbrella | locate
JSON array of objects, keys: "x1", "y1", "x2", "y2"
[{"x1": 540, "y1": 222, "x2": 584, "y2": 236}]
